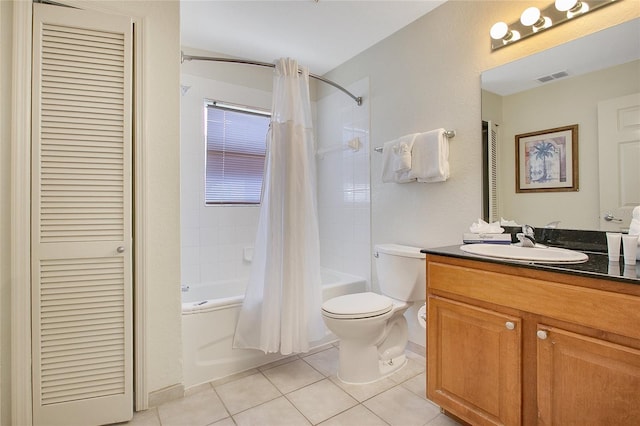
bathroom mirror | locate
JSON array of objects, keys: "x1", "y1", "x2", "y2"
[{"x1": 481, "y1": 18, "x2": 640, "y2": 231}]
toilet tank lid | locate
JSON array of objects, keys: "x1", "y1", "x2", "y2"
[{"x1": 374, "y1": 243, "x2": 426, "y2": 259}]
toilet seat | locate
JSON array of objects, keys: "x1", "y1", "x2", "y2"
[{"x1": 321, "y1": 292, "x2": 393, "y2": 319}]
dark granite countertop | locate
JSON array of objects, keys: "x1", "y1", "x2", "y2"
[{"x1": 421, "y1": 245, "x2": 640, "y2": 285}]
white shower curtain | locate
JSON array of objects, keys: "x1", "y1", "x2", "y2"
[{"x1": 233, "y1": 58, "x2": 325, "y2": 354}]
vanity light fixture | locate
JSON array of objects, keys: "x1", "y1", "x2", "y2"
[{"x1": 490, "y1": 0, "x2": 618, "y2": 50}]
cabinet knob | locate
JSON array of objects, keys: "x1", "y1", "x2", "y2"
[
  {"x1": 537, "y1": 330, "x2": 548, "y2": 340},
  {"x1": 117, "y1": 246, "x2": 125, "y2": 253},
  {"x1": 505, "y1": 321, "x2": 516, "y2": 330}
]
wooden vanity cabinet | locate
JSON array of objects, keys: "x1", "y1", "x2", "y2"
[
  {"x1": 426, "y1": 254, "x2": 640, "y2": 426},
  {"x1": 536, "y1": 325, "x2": 640, "y2": 425},
  {"x1": 428, "y1": 297, "x2": 522, "y2": 426}
]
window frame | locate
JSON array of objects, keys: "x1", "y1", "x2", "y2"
[{"x1": 203, "y1": 99, "x2": 271, "y2": 206}]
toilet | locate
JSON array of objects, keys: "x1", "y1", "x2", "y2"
[{"x1": 321, "y1": 243, "x2": 426, "y2": 384}]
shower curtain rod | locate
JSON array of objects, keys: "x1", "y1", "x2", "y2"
[{"x1": 181, "y1": 52, "x2": 363, "y2": 106}]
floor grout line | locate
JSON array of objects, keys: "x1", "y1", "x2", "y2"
[{"x1": 131, "y1": 346, "x2": 459, "y2": 426}]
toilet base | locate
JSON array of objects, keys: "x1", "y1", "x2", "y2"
[
  {"x1": 336, "y1": 349, "x2": 408, "y2": 385},
  {"x1": 379, "y1": 353, "x2": 407, "y2": 379},
  {"x1": 326, "y1": 305, "x2": 411, "y2": 385}
]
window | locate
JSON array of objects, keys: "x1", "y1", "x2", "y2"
[{"x1": 205, "y1": 101, "x2": 270, "y2": 204}]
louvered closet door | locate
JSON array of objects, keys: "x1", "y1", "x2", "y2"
[{"x1": 31, "y1": 3, "x2": 133, "y2": 425}]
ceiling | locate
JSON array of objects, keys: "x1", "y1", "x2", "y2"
[{"x1": 180, "y1": 0, "x2": 447, "y2": 75}]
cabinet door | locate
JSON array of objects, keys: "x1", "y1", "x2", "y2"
[
  {"x1": 428, "y1": 297, "x2": 522, "y2": 426},
  {"x1": 537, "y1": 326, "x2": 640, "y2": 426}
]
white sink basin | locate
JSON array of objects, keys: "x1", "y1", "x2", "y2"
[{"x1": 460, "y1": 243, "x2": 588, "y2": 264}]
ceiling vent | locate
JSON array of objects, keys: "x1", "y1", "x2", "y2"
[{"x1": 536, "y1": 70, "x2": 570, "y2": 83}]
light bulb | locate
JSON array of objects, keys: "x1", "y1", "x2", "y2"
[
  {"x1": 490, "y1": 22, "x2": 520, "y2": 44},
  {"x1": 520, "y1": 6, "x2": 552, "y2": 31},
  {"x1": 520, "y1": 7, "x2": 542, "y2": 26},
  {"x1": 490, "y1": 22, "x2": 508, "y2": 40},
  {"x1": 555, "y1": 0, "x2": 578, "y2": 11},
  {"x1": 556, "y1": 0, "x2": 589, "y2": 17}
]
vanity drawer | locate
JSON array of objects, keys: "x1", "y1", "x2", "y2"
[{"x1": 427, "y1": 259, "x2": 640, "y2": 341}]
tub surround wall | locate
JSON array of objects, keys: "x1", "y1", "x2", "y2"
[
  {"x1": 180, "y1": 54, "x2": 371, "y2": 288},
  {"x1": 180, "y1": 72, "x2": 271, "y2": 286},
  {"x1": 316, "y1": 78, "x2": 372, "y2": 283}
]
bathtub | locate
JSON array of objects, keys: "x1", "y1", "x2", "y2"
[{"x1": 181, "y1": 268, "x2": 367, "y2": 388}]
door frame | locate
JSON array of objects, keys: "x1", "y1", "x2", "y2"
[{"x1": 10, "y1": 2, "x2": 148, "y2": 424}]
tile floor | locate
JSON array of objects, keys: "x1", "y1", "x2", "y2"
[{"x1": 118, "y1": 345, "x2": 461, "y2": 426}]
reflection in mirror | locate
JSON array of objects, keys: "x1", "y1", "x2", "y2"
[{"x1": 481, "y1": 18, "x2": 640, "y2": 232}]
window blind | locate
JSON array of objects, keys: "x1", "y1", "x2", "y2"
[{"x1": 205, "y1": 103, "x2": 270, "y2": 204}]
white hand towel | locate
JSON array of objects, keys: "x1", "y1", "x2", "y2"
[
  {"x1": 408, "y1": 128, "x2": 450, "y2": 183},
  {"x1": 381, "y1": 140, "x2": 398, "y2": 183},
  {"x1": 393, "y1": 134, "x2": 417, "y2": 173},
  {"x1": 381, "y1": 135, "x2": 417, "y2": 183},
  {"x1": 469, "y1": 218, "x2": 504, "y2": 234},
  {"x1": 394, "y1": 142, "x2": 411, "y2": 172}
]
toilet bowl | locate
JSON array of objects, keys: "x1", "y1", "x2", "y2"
[{"x1": 321, "y1": 244, "x2": 425, "y2": 384}]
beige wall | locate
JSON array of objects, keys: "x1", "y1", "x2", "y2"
[
  {"x1": 117, "y1": 0, "x2": 182, "y2": 396},
  {"x1": 322, "y1": 0, "x2": 639, "y2": 251},
  {"x1": 0, "y1": 0, "x2": 182, "y2": 418}
]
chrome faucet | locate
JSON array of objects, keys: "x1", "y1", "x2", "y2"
[{"x1": 516, "y1": 225, "x2": 536, "y2": 247}]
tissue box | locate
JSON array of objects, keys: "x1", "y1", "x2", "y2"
[{"x1": 463, "y1": 233, "x2": 512, "y2": 244}]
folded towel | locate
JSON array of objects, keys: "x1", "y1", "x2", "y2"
[
  {"x1": 408, "y1": 128, "x2": 450, "y2": 182},
  {"x1": 381, "y1": 134, "x2": 417, "y2": 183},
  {"x1": 500, "y1": 218, "x2": 520, "y2": 227},
  {"x1": 394, "y1": 142, "x2": 412, "y2": 172},
  {"x1": 381, "y1": 140, "x2": 399, "y2": 183},
  {"x1": 393, "y1": 134, "x2": 416, "y2": 172},
  {"x1": 469, "y1": 218, "x2": 504, "y2": 234}
]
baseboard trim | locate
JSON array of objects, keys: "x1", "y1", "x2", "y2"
[
  {"x1": 407, "y1": 341, "x2": 426, "y2": 358},
  {"x1": 147, "y1": 384, "x2": 185, "y2": 408}
]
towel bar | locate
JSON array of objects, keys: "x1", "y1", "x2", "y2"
[{"x1": 373, "y1": 129, "x2": 455, "y2": 152}]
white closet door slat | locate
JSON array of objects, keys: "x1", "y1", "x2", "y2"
[
  {"x1": 32, "y1": 3, "x2": 133, "y2": 425},
  {"x1": 42, "y1": 59, "x2": 126, "y2": 76},
  {"x1": 43, "y1": 23, "x2": 125, "y2": 41}
]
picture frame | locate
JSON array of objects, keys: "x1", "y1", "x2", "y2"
[{"x1": 515, "y1": 124, "x2": 579, "y2": 193}]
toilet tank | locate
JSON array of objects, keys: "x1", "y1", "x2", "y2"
[{"x1": 374, "y1": 244, "x2": 426, "y2": 302}]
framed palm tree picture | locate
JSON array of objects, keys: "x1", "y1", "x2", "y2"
[{"x1": 515, "y1": 124, "x2": 579, "y2": 193}]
